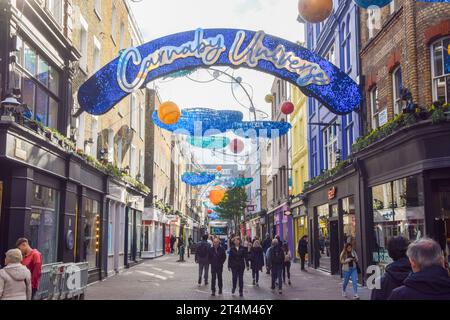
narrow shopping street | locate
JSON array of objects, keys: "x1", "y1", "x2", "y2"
[{"x1": 86, "y1": 254, "x2": 370, "y2": 300}]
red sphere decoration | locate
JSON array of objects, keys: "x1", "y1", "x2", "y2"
[
  {"x1": 281, "y1": 101, "x2": 295, "y2": 115},
  {"x1": 230, "y1": 138, "x2": 244, "y2": 154},
  {"x1": 207, "y1": 209, "x2": 213, "y2": 214}
]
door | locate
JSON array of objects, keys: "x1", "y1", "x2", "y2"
[{"x1": 330, "y1": 219, "x2": 340, "y2": 274}]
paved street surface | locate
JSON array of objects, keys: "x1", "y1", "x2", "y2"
[{"x1": 86, "y1": 254, "x2": 371, "y2": 300}]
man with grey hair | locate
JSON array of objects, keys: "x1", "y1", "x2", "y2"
[{"x1": 389, "y1": 238, "x2": 450, "y2": 300}]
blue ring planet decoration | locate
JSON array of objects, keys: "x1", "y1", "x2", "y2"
[
  {"x1": 77, "y1": 28, "x2": 361, "y2": 116},
  {"x1": 212, "y1": 177, "x2": 254, "y2": 188},
  {"x1": 152, "y1": 108, "x2": 291, "y2": 138},
  {"x1": 181, "y1": 172, "x2": 216, "y2": 186},
  {"x1": 188, "y1": 136, "x2": 230, "y2": 149},
  {"x1": 352, "y1": 0, "x2": 392, "y2": 8}
]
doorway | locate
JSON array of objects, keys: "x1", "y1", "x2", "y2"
[
  {"x1": 330, "y1": 219, "x2": 340, "y2": 274},
  {"x1": 432, "y1": 180, "x2": 450, "y2": 262}
]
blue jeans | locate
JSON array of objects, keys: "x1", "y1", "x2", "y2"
[
  {"x1": 271, "y1": 265, "x2": 283, "y2": 290},
  {"x1": 198, "y1": 262, "x2": 209, "y2": 284},
  {"x1": 343, "y1": 267, "x2": 358, "y2": 295}
]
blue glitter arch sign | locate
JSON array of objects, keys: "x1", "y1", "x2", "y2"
[{"x1": 77, "y1": 28, "x2": 361, "y2": 116}]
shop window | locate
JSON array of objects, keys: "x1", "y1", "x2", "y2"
[
  {"x1": 84, "y1": 198, "x2": 100, "y2": 269},
  {"x1": 371, "y1": 176, "x2": 425, "y2": 269},
  {"x1": 317, "y1": 204, "x2": 330, "y2": 270},
  {"x1": 342, "y1": 196, "x2": 356, "y2": 246},
  {"x1": 29, "y1": 184, "x2": 60, "y2": 264},
  {"x1": 431, "y1": 37, "x2": 450, "y2": 103},
  {"x1": 322, "y1": 121, "x2": 338, "y2": 170},
  {"x1": 128, "y1": 209, "x2": 135, "y2": 261}
]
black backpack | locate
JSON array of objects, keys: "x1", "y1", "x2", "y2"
[{"x1": 197, "y1": 242, "x2": 209, "y2": 258}]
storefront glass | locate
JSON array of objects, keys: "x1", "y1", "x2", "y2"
[
  {"x1": 136, "y1": 211, "x2": 142, "y2": 260},
  {"x1": 294, "y1": 213, "x2": 308, "y2": 259},
  {"x1": 371, "y1": 176, "x2": 425, "y2": 268},
  {"x1": 84, "y1": 198, "x2": 100, "y2": 269},
  {"x1": 127, "y1": 209, "x2": 134, "y2": 261},
  {"x1": 342, "y1": 196, "x2": 356, "y2": 246},
  {"x1": 317, "y1": 204, "x2": 330, "y2": 270},
  {"x1": 29, "y1": 184, "x2": 60, "y2": 264}
]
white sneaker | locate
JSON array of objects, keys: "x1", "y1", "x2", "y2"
[
  {"x1": 353, "y1": 294, "x2": 360, "y2": 300},
  {"x1": 341, "y1": 291, "x2": 346, "y2": 297}
]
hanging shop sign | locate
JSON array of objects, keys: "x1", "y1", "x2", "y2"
[{"x1": 78, "y1": 28, "x2": 361, "y2": 116}]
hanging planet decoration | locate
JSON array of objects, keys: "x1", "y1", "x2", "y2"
[
  {"x1": 230, "y1": 138, "x2": 244, "y2": 154},
  {"x1": 233, "y1": 121, "x2": 292, "y2": 139},
  {"x1": 216, "y1": 165, "x2": 222, "y2": 172},
  {"x1": 209, "y1": 187, "x2": 226, "y2": 205},
  {"x1": 181, "y1": 172, "x2": 216, "y2": 186},
  {"x1": 187, "y1": 136, "x2": 230, "y2": 149},
  {"x1": 298, "y1": 0, "x2": 333, "y2": 24},
  {"x1": 352, "y1": 0, "x2": 392, "y2": 8},
  {"x1": 207, "y1": 209, "x2": 213, "y2": 214},
  {"x1": 281, "y1": 101, "x2": 295, "y2": 115},
  {"x1": 265, "y1": 94, "x2": 274, "y2": 104},
  {"x1": 233, "y1": 178, "x2": 254, "y2": 188},
  {"x1": 157, "y1": 101, "x2": 181, "y2": 125}
]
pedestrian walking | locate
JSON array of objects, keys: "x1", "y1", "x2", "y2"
[
  {"x1": 195, "y1": 234, "x2": 211, "y2": 286},
  {"x1": 170, "y1": 234, "x2": 176, "y2": 254},
  {"x1": 187, "y1": 236, "x2": 193, "y2": 258},
  {"x1": 207, "y1": 235, "x2": 213, "y2": 247},
  {"x1": 0, "y1": 249, "x2": 32, "y2": 300},
  {"x1": 282, "y1": 242, "x2": 292, "y2": 286},
  {"x1": 177, "y1": 237, "x2": 185, "y2": 262},
  {"x1": 297, "y1": 235, "x2": 308, "y2": 271},
  {"x1": 16, "y1": 238, "x2": 41, "y2": 299},
  {"x1": 208, "y1": 238, "x2": 226, "y2": 296},
  {"x1": 371, "y1": 236, "x2": 412, "y2": 300},
  {"x1": 389, "y1": 238, "x2": 450, "y2": 300},
  {"x1": 270, "y1": 239, "x2": 284, "y2": 294},
  {"x1": 228, "y1": 237, "x2": 249, "y2": 297},
  {"x1": 340, "y1": 242, "x2": 360, "y2": 300},
  {"x1": 262, "y1": 234, "x2": 271, "y2": 274},
  {"x1": 249, "y1": 240, "x2": 264, "y2": 286}
]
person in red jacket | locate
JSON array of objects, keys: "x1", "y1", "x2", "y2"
[{"x1": 16, "y1": 238, "x2": 42, "y2": 299}]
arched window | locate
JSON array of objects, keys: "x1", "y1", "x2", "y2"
[{"x1": 431, "y1": 37, "x2": 450, "y2": 103}]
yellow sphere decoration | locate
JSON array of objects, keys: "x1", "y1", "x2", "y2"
[
  {"x1": 265, "y1": 94, "x2": 274, "y2": 104},
  {"x1": 209, "y1": 187, "x2": 226, "y2": 206},
  {"x1": 298, "y1": 0, "x2": 333, "y2": 24},
  {"x1": 157, "y1": 101, "x2": 181, "y2": 125}
]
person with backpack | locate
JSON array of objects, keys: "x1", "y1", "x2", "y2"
[
  {"x1": 228, "y1": 237, "x2": 249, "y2": 297},
  {"x1": 282, "y1": 242, "x2": 292, "y2": 286},
  {"x1": 249, "y1": 240, "x2": 264, "y2": 286},
  {"x1": 195, "y1": 234, "x2": 211, "y2": 286},
  {"x1": 270, "y1": 239, "x2": 284, "y2": 294}
]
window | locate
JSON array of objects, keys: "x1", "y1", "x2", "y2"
[
  {"x1": 130, "y1": 94, "x2": 137, "y2": 130},
  {"x1": 392, "y1": 66, "x2": 403, "y2": 115},
  {"x1": 46, "y1": 0, "x2": 63, "y2": 26},
  {"x1": 119, "y1": 22, "x2": 125, "y2": 50},
  {"x1": 84, "y1": 198, "x2": 101, "y2": 269},
  {"x1": 139, "y1": 150, "x2": 144, "y2": 181},
  {"x1": 111, "y1": 4, "x2": 117, "y2": 41},
  {"x1": 91, "y1": 116, "x2": 98, "y2": 158},
  {"x1": 94, "y1": 0, "x2": 101, "y2": 18},
  {"x1": 340, "y1": 16, "x2": 351, "y2": 72},
  {"x1": 130, "y1": 144, "x2": 137, "y2": 177},
  {"x1": 345, "y1": 113, "x2": 353, "y2": 157},
  {"x1": 93, "y1": 36, "x2": 101, "y2": 74},
  {"x1": 342, "y1": 196, "x2": 356, "y2": 246},
  {"x1": 370, "y1": 86, "x2": 380, "y2": 129},
  {"x1": 14, "y1": 37, "x2": 60, "y2": 129},
  {"x1": 431, "y1": 37, "x2": 450, "y2": 103},
  {"x1": 371, "y1": 176, "x2": 425, "y2": 268},
  {"x1": 368, "y1": 7, "x2": 381, "y2": 39},
  {"x1": 326, "y1": 43, "x2": 335, "y2": 65},
  {"x1": 311, "y1": 137, "x2": 318, "y2": 178},
  {"x1": 107, "y1": 129, "x2": 114, "y2": 163},
  {"x1": 389, "y1": 0, "x2": 396, "y2": 14},
  {"x1": 322, "y1": 121, "x2": 338, "y2": 170},
  {"x1": 116, "y1": 138, "x2": 123, "y2": 168},
  {"x1": 139, "y1": 104, "x2": 144, "y2": 139},
  {"x1": 79, "y1": 15, "x2": 88, "y2": 71},
  {"x1": 29, "y1": 184, "x2": 60, "y2": 264}
]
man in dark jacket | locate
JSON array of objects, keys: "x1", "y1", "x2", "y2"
[
  {"x1": 208, "y1": 237, "x2": 226, "y2": 296},
  {"x1": 371, "y1": 236, "x2": 412, "y2": 300},
  {"x1": 389, "y1": 238, "x2": 450, "y2": 300},
  {"x1": 270, "y1": 239, "x2": 285, "y2": 294},
  {"x1": 297, "y1": 235, "x2": 308, "y2": 271},
  {"x1": 195, "y1": 235, "x2": 211, "y2": 286},
  {"x1": 262, "y1": 234, "x2": 271, "y2": 274},
  {"x1": 228, "y1": 237, "x2": 249, "y2": 297},
  {"x1": 170, "y1": 235, "x2": 176, "y2": 254}
]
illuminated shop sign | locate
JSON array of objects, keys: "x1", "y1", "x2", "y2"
[{"x1": 78, "y1": 28, "x2": 361, "y2": 116}]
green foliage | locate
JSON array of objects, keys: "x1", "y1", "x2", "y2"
[
  {"x1": 214, "y1": 187, "x2": 248, "y2": 232},
  {"x1": 303, "y1": 159, "x2": 353, "y2": 191}
]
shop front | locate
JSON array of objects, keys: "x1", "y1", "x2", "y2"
[
  {"x1": 291, "y1": 196, "x2": 308, "y2": 261},
  {"x1": 142, "y1": 207, "x2": 165, "y2": 259},
  {"x1": 304, "y1": 165, "x2": 360, "y2": 275},
  {"x1": 124, "y1": 196, "x2": 145, "y2": 268}
]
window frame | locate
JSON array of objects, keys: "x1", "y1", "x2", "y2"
[
  {"x1": 430, "y1": 36, "x2": 450, "y2": 103},
  {"x1": 392, "y1": 66, "x2": 403, "y2": 116}
]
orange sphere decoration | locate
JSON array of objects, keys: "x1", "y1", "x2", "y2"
[
  {"x1": 157, "y1": 101, "x2": 181, "y2": 125},
  {"x1": 230, "y1": 138, "x2": 244, "y2": 154},
  {"x1": 298, "y1": 0, "x2": 333, "y2": 24},
  {"x1": 216, "y1": 165, "x2": 222, "y2": 172},
  {"x1": 209, "y1": 187, "x2": 226, "y2": 205}
]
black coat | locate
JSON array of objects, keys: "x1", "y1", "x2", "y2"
[
  {"x1": 249, "y1": 247, "x2": 264, "y2": 271},
  {"x1": 228, "y1": 246, "x2": 249, "y2": 271},
  {"x1": 389, "y1": 266, "x2": 450, "y2": 300},
  {"x1": 195, "y1": 240, "x2": 211, "y2": 264},
  {"x1": 298, "y1": 238, "x2": 308, "y2": 256},
  {"x1": 371, "y1": 257, "x2": 412, "y2": 300},
  {"x1": 270, "y1": 244, "x2": 285, "y2": 268},
  {"x1": 262, "y1": 238, "x2": 271, "y2": 253},
  {"x1": 208, "y1": 246, "x2": 226, "y2": 272}
]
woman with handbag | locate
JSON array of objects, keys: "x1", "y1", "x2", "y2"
[{"x1": 340, "y1": 243, "x2": 359, "y2": 299}]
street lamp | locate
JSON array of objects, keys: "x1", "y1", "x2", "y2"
[{"x1": 1, "y1": 96, "x2": 21, "y2": 121}]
